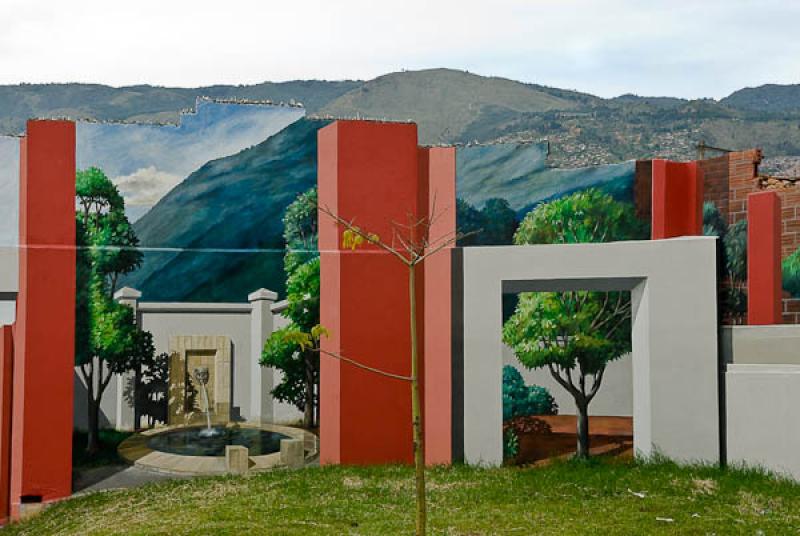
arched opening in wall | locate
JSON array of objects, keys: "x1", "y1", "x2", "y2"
[{"x1": 500, "y1": 287, "x2": 633, "y2": 465}]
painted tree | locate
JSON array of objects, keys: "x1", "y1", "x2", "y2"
[
  {"x1": 502, "y1": 189, "x2": 647, "y2": 458},
  {"x1": 261, "y1": 188, "x2": 320, "y2": 428},
  {"x1": 284, "y1": 200, "x2": 466, "y2": 536},
  {"x1": 456, "y1": 197, "x2": 518, "y2": 246},
  {"x1": 784, "y1": 248, "x2": 800, "y2": 298},
  {"x1": 75, "y1": 167, "x2": 155, "y2": 454},
  {"x1": 702, "y1": 202, "x2": 748, "y2": 322}
]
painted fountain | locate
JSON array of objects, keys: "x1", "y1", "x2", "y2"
[{"x1": 119, "y1": 355, "x2": 317, "y2": 475}]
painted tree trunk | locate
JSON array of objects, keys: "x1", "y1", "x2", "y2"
[
  {"x1": 86, "y1": 397, "x2": 101, "y2": 455},
  {"x1": 575, "y1": 398, "x2": 590, "y2": 459}
]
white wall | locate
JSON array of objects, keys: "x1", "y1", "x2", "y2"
[
  {"x1": 726, "y1": 364, "x2": 800, "y2": 480},
  {"x1": 722, "y1": 325, "x2": 800, "y2": 365},
  {"x1": 73, "y1": 296, "x2": 304, "y2": 431},
  {"x1": 271, "y1": 310, "x2": 307, "y2": 424},
  {"x1": 140, "y1": 305, "x2": 254, "y2": 422},
  {"x1": 458, "y1": 237, "x2": 720, "y2": 466},
  {"x1": 503, "y1": 345, "x2": 632, "y2": 417},
  {"x1": 0, "y1": 246, "x2": 17, "y2": 325}
]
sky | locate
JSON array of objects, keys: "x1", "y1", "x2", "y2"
[
  {"x1": 0, "y1": 0, "x2": 798, "y2": 99},
  {"x1": 75, "y1": 101, "x2": 304, "y2": 222}
]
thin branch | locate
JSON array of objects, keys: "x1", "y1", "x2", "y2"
[
  {"x1": 415, "y1": 234, "x2": 463, "y2": 264},
  {"x1": 318, "y1": 204, "x2": 412, "y2": 266},
  {"x1": 548, "y1": 363, "x2": 579, "y2": 398},
  {"x1": 588, "y1": 367, "x2": 606, "y2": 401},
  {"x1": 316, "y1": 348, "x2": 413, "y2": 382}
]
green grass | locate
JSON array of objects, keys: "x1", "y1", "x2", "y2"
[
  {"x1": 8, "y1": 458, "x2": 800, "y2": 535},
  {"x1": 72, "y1": 429, "x2": 132, "y2": 470}
]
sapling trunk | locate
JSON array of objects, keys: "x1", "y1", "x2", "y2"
[
  {"x1": 409, "y1": 265, "x2": 426, "y2": 536},
  {"x1": 304, "y1": 353, "x2": 315, "y2": 428}
]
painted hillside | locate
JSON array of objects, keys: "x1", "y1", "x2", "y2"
[
  {"x1": 123, "y1": 120, "x2": 635, "y2": 303},
  {"x1": 122, "y1": 117, "x2": 330, "y2": 302}
]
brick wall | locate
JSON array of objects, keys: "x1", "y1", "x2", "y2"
[
  {"x1": 636, "y1": 149, "x2": 800, "y2": 324},
  {"x1": 699, "y1": 154, "x2": 729, "y2": 218},
  {"x1": 726, "y1": 149, "x2": 763, "y2": 225}
]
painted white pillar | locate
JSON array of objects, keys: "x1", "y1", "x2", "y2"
[
  {"x1": 113, "y1": 286, "x2": 142, "y2": 430},
  {"x1": 248, "y1": 288, "x2": 278, "y2": 423}
]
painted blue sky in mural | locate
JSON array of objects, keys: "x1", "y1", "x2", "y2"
[{"x1": 76, "y1": 99, "x2": 305, "y2": 221}]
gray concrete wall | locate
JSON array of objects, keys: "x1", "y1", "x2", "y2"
[
  {"x1": 726, "y1": 364, "x2": 800, "y2": 480},
  {"x1": 0, "y1": 136, "x2": 19, "y2": 249},
  {"x1": 271, "y1": 307, "x2": 308, "y2": 424},
  {"x1": 503, "y1": 346, "x2": 632, "y2": 417},
  {"x1": 0, "y1": 246, "x2": 17, "y2": 325},
  {"x1": 722, "y1": 325, "x2": 800, "y2": 365},
  {"x1": 457, "y1": 237, "x2": 720, "y2": 466}
]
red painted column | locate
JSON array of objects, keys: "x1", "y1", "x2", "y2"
[
  {"x1": 747, "y1": 191, "x2": 782, "y2": 325},
  {"x1": 420, "y1": 147, "x2": 456, "y2": 466},
  {"x1": 319, "y1": 121, "x2": 421, "y2": 465},
  {"x1": 0, "y1": 326, "x2": 13, "y2": 523},
  {"x1": 11, "y1": 120, "x2": 75, "y2": 516},
  {"x1": 651, "y1": 159, "x2": 703, "y2": 239}
]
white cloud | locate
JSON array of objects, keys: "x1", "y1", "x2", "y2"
[
  {"x1": 114, "y1": 166, "x2": 182, "y2": 207},
  {"x1": 0, "y1": 0, "x2": 797, "y2": 98}
]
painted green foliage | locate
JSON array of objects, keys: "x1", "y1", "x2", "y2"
[
  {"x1": 261, "y1": 187, "x2": 320, "y2": 428},
  {"x1": 784, "y1": 248, "x2": 800, "y2": 298},
  {"x1": 702, "y1": 202, "x2": 748, "y2": 320},
  {"x1": 502, "y1": 365, "x2": 557, "y2": 421},
  {"x1": 703, "y1": 200, "x2": 800, "y2": 301},
  {"x1": 456, "y1": 197, "x2": 518, "y2": 246},
  {"x1": 503, "y1": 189, "x2": 647, "y2": 458},
  {"x1": 75, "y1": 167, "x2": 154, "y2": 454}
]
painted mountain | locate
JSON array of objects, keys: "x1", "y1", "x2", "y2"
[
  {"x1": 122, "y1": 118, "x2": 331, "y2": 302},
  {"x1": 123, "y1": 120, "x2": 634, "y2": 303},
  {"x1": 76, "y1": 99, "x2": 305, "y2": 222},
  {"x1": 456, "y1": 142, "x2": 634, "y2": 217}
]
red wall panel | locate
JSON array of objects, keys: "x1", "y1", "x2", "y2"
[
  {"x1": 421, "y1": 147, "x2": 456, "y2": 465},
  {"x1": 747, "y1": 191, "x2": 782, "y2": 325},
  {"x1": 651, "y1": 160, "x2": 703, "y2": 239},
  {"x1": 11, "y1": 120, "x2": 75, "y2": 516},
  {"x1": 0, "y1": 326, "x2": 13, "y2": 522},
  {"x1": 318, "y1": 122, "x2": 455, "y2": 465}
]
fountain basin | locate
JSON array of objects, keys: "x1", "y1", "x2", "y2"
[
  {"x1": 118, "y1": 423, "x2": 318, "y2": 476},
  {"x1": 146, "y1": 426, "x2": 289, "y2": 457}
]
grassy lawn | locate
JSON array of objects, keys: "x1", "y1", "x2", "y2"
[{"x1": 7, "y1": 458, "x2": 800, "y2": 535}]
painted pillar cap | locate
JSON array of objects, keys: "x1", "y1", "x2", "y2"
[
  {"x1": 248, "y1": 288, "x2": 278, "y2": 303},
  {"x1": 114, "y1": 287, "x2": 142, "y2": 301}
]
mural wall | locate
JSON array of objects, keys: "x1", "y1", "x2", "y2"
[
  {"x1": 0, "y1": 136, "x2": 19, "y2": 248},
  {"x1": 0, "y1": 104, "x2": 637, "y2": 305}
]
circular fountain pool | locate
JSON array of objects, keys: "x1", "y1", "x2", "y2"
[
  {"x1": 118, "y1": 423, "x2": 318, "y2": 476},
  {"x1": 147, "y1": 426, "x2": 290, "y2": 457}
]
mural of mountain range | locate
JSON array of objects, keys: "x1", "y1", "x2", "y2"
[
  {"x1": 456, "y1": 142, "x2": 634, "y2": 216},
  {"x1": 123, "y1": 118, "x2": 634, "y2": 303},
  {"x1": 122, "y1": 118, "x2": 331, "y2": 302},
  {"x1": 76, "y1": 99, "x2": 305, "y2": 222},
  {"x1": 4, "y1": 69, "x2": 800, "y2": 169}
]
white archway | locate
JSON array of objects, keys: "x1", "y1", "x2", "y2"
[{"x1": 452, "y1": 236, "x2": 720, "y2": 466}]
